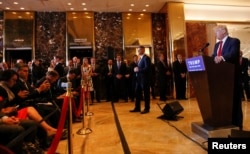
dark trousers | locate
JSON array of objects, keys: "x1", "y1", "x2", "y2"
[
  {"x1": 134, "y1": 83, "x2": 150, "y2": 111},
  {"x1": 0, "y1": 120, "x2": 37, "y2": 153}
]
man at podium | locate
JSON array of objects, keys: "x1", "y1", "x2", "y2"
[{"x1": 211, "y1": 25, "x2": 242, "y2": 129}]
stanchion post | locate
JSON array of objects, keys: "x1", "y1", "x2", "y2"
[
  {"x1": 66, "y1": 81, "x2": 73, "y2": 154},
  {"x1": 77, "y1": 80, "x2": 92, "y2": 135}
]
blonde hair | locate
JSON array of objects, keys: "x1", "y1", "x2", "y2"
[{"x1": 213, "y1": 25, "x2": 228, "y2": 35}]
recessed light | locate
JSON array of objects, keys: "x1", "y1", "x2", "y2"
[
  {"x1": 13, "y1": 2, "x2": 18, "y2": 5},
  {"x1": 6, "y1": 7, "x2": 10, "y2": 10},
  {"x1": 20, "y1": 7, "x2": 25, "y2": 10},
  {"x1": 67, "y1": 3, "x2": 72, "y2": 6},
  {"x1": 0, "y1": 2, "x2": 2, "y2": 4},
  {"x1": 83, "y1": 8, "x2": 87, "y2": 11},
  {"x1": 145, "y1": 4, "x2": 149, "y2": 7},
  {"x1": 130, "y1": 4, "x2": 134, "y2": 7},
  {"x1": 82, "y1": 3, "x2": 86, "y2": 6},
  {"x1": 70, "y1": 8, "x2": 74, "y2": 10},
  {"x1": 129, "y1": 9, "x2": 132, "y2": 11},
  {"x1": 142, "y1": 9, "x2": 146, "y2": 12}
]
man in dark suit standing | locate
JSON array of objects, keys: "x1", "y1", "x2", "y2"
[
  {"x1": 129, "y1": 55, "x2": 139, "y2": 102},
  {"x1": 53, "y1": 55, "x2": 65, "y2": 77},
  {"x1": 239, "y1": 51, "x2": 250, "y2": 101},
  {"x1": 212, "y1": 25, "x2": 242, "y2": 129},
  {"x1": 112, "y1": 54, "x2": 126, "y2": 102},
  {"x1": 173, "y1": 54, "x2": 187, "y2": 100},
  {"x1": 90, "y1": 57, "x2": 101, "y2": 102},
  {"x1": 130, "y1": 46, "x2": 151, "y2": 114},
  {"x1": 156, "y1": 53, "x2": 172, "y2": 101},
  {"x1": 103, "y1": 59, "x2": 114, "y2": 102}
]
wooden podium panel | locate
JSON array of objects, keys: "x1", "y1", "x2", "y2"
[{"x1": 187, "y1": 55, "x2": 234, "y2": 127}]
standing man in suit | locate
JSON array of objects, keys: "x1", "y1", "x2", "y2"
[
  {"x1": 53, "y1": 55, "x2": 65, "y2": 77},
  {"x1": 156, "y1": 53, "x2": 172, "y2": 101},
  {"x1": 103, "y1": 59, "x2": 114, "y2": 102},
  {"x1": 128, "y1": 55, "x2": 139, "y2": 102},
  {"x1": 173, "y1": 54, "x2": 187, "y2": 100},
  {"x1": 90, "y1": 57, "x2": 101, "y2": 102},
  {"x1": 113, "y1": 54, "x2": 127, "y2": 102},
  {"x1": 239, "y1": 51, "x2": 250, "y2": 101},
  {"x1": 130, "y1": 46, "x2": 151, "y2": 114},
  {"x1": 212, "y1": 25, "x2": 242, "y2": 129}
]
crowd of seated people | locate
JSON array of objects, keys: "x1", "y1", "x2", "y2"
[{"x1": 0, "y1": 53, "x2": 177, "y2": 153}]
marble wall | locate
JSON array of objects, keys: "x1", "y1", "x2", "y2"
[
  {"x1": 152, "y1": 13, "x2": 167, "y2": 63},
  {"x1": 94, "y1": 12, "x2": 123, "y2": 66},
  {"x1": 186, "y1": 22, "x2": 208, "y2": 57},
  {"x1": 35, "y1": 12, "x2": 66, "y2": 65}
]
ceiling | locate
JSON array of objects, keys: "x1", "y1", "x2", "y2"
[
  {"x1": 0, "y1": 0, "x2": 250, "y2": 20},
  {"x1": 1, "y1": 0, "x2": 250, "y2": 57}
]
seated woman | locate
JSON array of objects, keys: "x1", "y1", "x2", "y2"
[{"x1": 0, "y1": 70, "x2": 57, "y2": 137}]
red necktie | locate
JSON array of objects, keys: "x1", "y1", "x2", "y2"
[{"x1": 217, "y1": 41, "x2": 223, "y2": 56}]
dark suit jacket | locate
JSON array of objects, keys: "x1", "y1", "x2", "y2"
[
  {"x1": 137, "y1": 55, "x2": 151, "y2": 88},
  {"x1": 11, "y1": 79, "x2": 41, "y2": 108},
  {"x1": 112, "y1": 61, "x2": 126, "y2": 78},
  {"x1": 212, "y1": 36, "x2": 240, "y2": 65},
  {"x1": 54, "y1": 63, "x2": 65, "y2": 77},
  {"x1": 240, "y1": 57, "x2": 249, "y2": 78}
]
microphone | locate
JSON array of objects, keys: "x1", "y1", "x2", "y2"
[{"x1": 199, "y1": 43, "x2": 210, "y2": 53}]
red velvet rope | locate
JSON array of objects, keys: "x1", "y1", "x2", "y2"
[
  {"x1": 47, "y1": 96, "x2": 69, "y2": 154},
  {"x1": 71, "y1": 87, "x2": 84, "y2": 117}
]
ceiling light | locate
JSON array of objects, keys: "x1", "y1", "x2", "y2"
[
  {"x1": 83, "y1": 8, "x2": 87, "y2": 11},
  {"x1": 82, "y1": 3, "x2": 86, "y2": 6},
  {"x1": 70, "y1": 8, "x2": 74, "y2": 10},
  {"x1": 130, "y1": 4, "x2": 134, "y2": 7},
  {"x1": 12, "y1": 12, "x2": 17, "y2": 14},
  {"x1": 67, "y1": 3, "x2": 72, "y2": 6},
  {"x1": 13, "y1": 2, "x2": 18, "y2": 5},
  {"x1": 142, "y1": 9, "x2": 146, "y2": 12},
  {"x1": 6, "y1": 7, "x2": 10, "y2": 10},
  {"x1": 129, "y1": 9, "x2": 132, "y2": 11},
  {"x1": 0, "y1": 2, "x2": 2, "y2": 4},
  {"x1": 145, "y1": 4, "x2": 149, "y2": 7},
  {"x1": 20, "y1": 7, "x2": 25, "y2": 10}
]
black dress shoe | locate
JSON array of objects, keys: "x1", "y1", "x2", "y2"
[
  {"x1": 130, "y1": 109, "x2": 140, "y2": 112},
  {"x1": 73, "y1": 117, "x2": 82, "y2": 123},
  {"x1": 141, "y1": 110, "x2": 149, "y2": 114}
]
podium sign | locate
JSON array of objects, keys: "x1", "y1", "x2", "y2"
[{"x1": 186, "y1": 56, "x2": 205, "y2": 72}]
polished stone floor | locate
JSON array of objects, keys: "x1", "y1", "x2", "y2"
[{"x1": 55, "y1": 98, "x2": 250, "y2": 154}]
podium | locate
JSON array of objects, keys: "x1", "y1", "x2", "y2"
[{"x1": 186, "y1": 55, "x2": 238, "y2": 138}]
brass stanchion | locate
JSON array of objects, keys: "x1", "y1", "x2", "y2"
[
  {"x1": 66, "y1": 82, "x2": 74, "y2": 154},
  {"x1": 77, "y1": 79, "x2": 92, "y2": 135}
]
